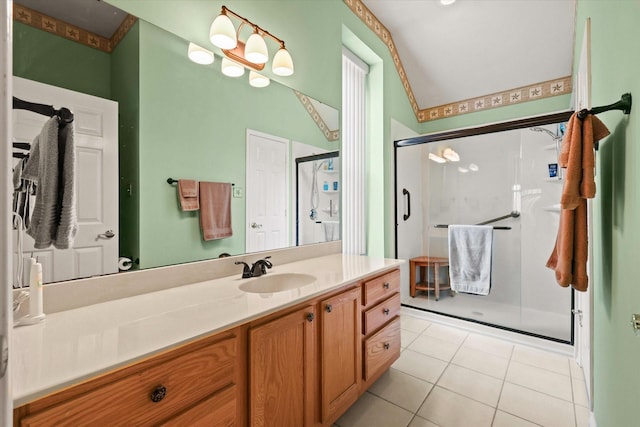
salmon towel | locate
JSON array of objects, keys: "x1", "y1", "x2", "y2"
[
  {"x1": 199, "y1": 182, "x2": 232, "y2": 240},
  {"x1": 546, "y1": 113, "x2": 610, "y2": 291},
  {"x1": 178, "y1": 179, "x2": 199, "y2": 211}
]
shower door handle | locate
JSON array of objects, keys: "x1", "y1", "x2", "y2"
[{"x1": 402, "y1": 188, "x2": 411, "y2": 221}]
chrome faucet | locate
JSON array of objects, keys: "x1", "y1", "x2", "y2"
[{"x1": 235, "y1": 256, "x2": 273, "y2": 279}]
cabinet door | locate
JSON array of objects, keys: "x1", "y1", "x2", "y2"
[
  {"x1": 249, "y1": 305, "x2": 316, "y2": 427},
  {"x1": 320, "y1": 287, "x2": 362, "y2": 423}
]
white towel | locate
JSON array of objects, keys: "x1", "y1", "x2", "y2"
[
  {"x1": 448, "y1": 225, "x2": 493, "y2": 295},
  {"x1": 322, "y1": 221, "x2": 339, "y2": 241}
]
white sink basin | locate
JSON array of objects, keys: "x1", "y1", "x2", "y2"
[{"x1": 238, "y1": 273, "x2": 317, "y2": 294}]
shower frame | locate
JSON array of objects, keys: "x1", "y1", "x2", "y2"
[
  {"x1": 393, "y1": 111, "x2": 576, "y2": 344},
  {"x1": 295, "y1": 151, "x2": 340, "y2": 246}
]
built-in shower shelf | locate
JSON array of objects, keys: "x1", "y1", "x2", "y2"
[
  {"x1": 545, "y1": 177, "x2": 563, "y2": 183},
  {"x1": 543, "y1": 204, "x2": 562, "y2": 212},
  {"x1": 321, "y1": 169, "x2": 339, "y2": 175},
  {"x1": 322, "y1": 190, "x2": 339, "y2": 193}
]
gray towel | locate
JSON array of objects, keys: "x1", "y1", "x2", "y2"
[
  {"x1": 448, "y1": 225, "x2": 493, "y2": 295},
  {"x1": 24, "y1": 118, "x2": 77, "y2": 249}
]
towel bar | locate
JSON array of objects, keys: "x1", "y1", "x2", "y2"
[
  {"x1": 167, "y1": 178, "x2": 234, "y2": 186},
  {"x1": 577, "y1": 93, "x2": 632, "y2": 120}
]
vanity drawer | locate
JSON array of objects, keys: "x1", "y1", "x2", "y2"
[
  {"x1": 160, "y1": 384, "x2": 236, "y2": 426},
  {"x1": 363, "y1": 316, "x2": 401, "y2": 381},
  {"x1": 362, "y1": 269, "x2": 400, "y2": 307},
  {"x1": 362, "y1": 293, "x2": 400, "y2": 335},
  {"x1": 19, "y1": 334, "x2": 237, "y2": 426}
]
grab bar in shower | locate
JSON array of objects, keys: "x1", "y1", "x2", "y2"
[{"x1": 433, "y1": 211, "x2": 520, "y2": 230}]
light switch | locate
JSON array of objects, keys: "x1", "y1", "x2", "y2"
[
  {"x1": 632, "y1": 314, "x2": 640, "y2": 336},
  {"x1": 233, "y1": 187, "x2": 243, "y2": 198}
]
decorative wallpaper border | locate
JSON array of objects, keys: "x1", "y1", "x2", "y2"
[
  {"x1": 294, "y1": 90, "x2": 340, "y2": 142},
  {"x1": 344, "y1": 0, "x2": 572, "y2": 122},
  {"x1": 13, "y1": 4, "x2": 137, "y2": 53}
]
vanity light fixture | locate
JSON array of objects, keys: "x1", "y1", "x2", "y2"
[
  {"x1": 428, "y1": 152, "x2": 447, "y2": 163},
  {"x1": 469, "y1": 163, "x2": 479, "y2": 172},
  {"x1": 440, "y1": 0, "x2": 457, "y2": 5},
  {"x1": 249, "y1": 71, "x2": 270, "y2": 88},
  {"x1": 187, "y1": 42, "x2": 215, "y2": 65},
  {"x1": 209, "y1": 5, "x2": 294, "y2": 76},
  {"x1": 442, "y1": 147, "x2": 460, "y2": 162}
]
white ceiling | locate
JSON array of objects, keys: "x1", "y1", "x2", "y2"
[{"x1": 362, "y1": 0, "x2": 576, "y2": 110}]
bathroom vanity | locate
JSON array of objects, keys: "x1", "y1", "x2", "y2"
[{"x1": 12, "y1": 252, "x2": 402, "y2": 426}]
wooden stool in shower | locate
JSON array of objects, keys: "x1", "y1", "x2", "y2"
[{"x1": 409, "y1": 256, "x2": 451, "y2": 300}]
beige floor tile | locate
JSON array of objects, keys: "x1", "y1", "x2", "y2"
[
  {"x1": 438, "y1": 364, "x2": 503, "y2": 407},
  {"x1": 451, "y1": 346, "x2": 510, "y2": 379},
  {"x1": 492, "y1": 411, "x2": 539, "y2": 427},
  {"x1": 336, "y1": 392, "x2": 413, "y2": 427},
  {"x1": 506, "y1": 361, "x2": 572, "y2": 401},
  {"x1": 511, "y1": 345, "x2": 570, "y2": 376},
  {"x1": 422, "y1": 323, "x2": 469, "y2": 345},
  {"x1": 575, "y1": 404, "x2": 591, "y2": 427},
  {"x1": 392, "y1": 349, "x2": 448, "y2": 383},
  {"x1": 498, "y1": 382, "x2": 575, "y2": 427},
  {"x1": 408, "y1": 416, "x2": 439, "y2": 427},
  {"x1": 408, "y1": 334, "x2": 462, "y2": 362},
  {"x1": 569, "y1": 359, "x2": 585, "y2": 380},
  {"x1": 401, "y1": 329, "x2": 420, "y2": 349},
  {"x1": 572, "y1": 378, "x2": 589, "y2": 407},
  {"x1": 401, "y1": 316, "x2": 432, "y2": 334},
  {"x1": 462, "y1": 333, "x2": 514, "y2": 359},
  {"x1": 417, "y1": 386, "x2": 494, "y2": 427},
  {"x1": 368, "y1": 368, "x2": 433, "y2": 413}
]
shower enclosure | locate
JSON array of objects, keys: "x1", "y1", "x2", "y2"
[
  {"x1": 296, "y1": 151, "x2": 340, "y2": 245},
  {"x1": 395, "y1": 112, "x2": 574, "y2": 343}
]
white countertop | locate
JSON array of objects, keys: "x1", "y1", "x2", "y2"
[{"x1": 12, "y1": 253, "x2": 403, "y2": 406}]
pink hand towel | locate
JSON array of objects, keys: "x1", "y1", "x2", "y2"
[
  {"x1": 199, "y1": 182, "x2": 232, "y2": 240},
  {"x1": 178, "y1": 179, "x2": 199, "y2": 211}
]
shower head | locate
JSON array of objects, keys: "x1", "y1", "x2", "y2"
[{"x1": 530, "y1": 127, "x2": 562, "y2": 141}]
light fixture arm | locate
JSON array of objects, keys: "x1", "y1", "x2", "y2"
[{"x1": 220, "y1": 5, "x2": 286, "y2": 48}]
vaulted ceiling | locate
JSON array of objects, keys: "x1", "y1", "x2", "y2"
[{"x1": 349, "y1": 0, "x2": 577, "y2": 122}]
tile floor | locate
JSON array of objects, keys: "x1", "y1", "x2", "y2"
[{"x1": 335, "y1": 313, "x2": 590, "y2": 427}]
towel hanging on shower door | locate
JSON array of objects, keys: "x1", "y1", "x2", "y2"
[{"x1": 448, "y1": 225, "x2": 493, "y2": 295}]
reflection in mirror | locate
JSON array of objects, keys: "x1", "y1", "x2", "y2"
[{"x1": 11, "y1": 0, "x2": 341, "y2": 285}]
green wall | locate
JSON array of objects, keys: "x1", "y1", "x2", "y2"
[
  {"x1": 574, "y1": 1, "x2": 640, "y2": 425},
  {"x1": 13, "y1": 21, "x2": 111, "y2": 99}
]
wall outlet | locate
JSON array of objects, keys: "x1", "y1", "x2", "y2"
[{"x1": 233, "y1": 187, "x2": 243, "y2": 198}]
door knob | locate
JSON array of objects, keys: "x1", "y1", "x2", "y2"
[
  {"x1": 251, "y1": 222, "x2": 263, "y2": 229},
  {"x1": 98, "y1": 230, "x2": 115, "y2": 239}
]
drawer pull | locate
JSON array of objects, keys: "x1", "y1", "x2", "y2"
[
  {"x1": 326, "y1": 304, "x2": 333, "y2": 313},
  {"x1": 383, "y1": 308, "x2": 390, "y2": 315},
  {"x1": 306, "y1": 312, "x2": 315, "y2": 322},
  {"x1": 383, "y1": 342, "x2": 390, "y2": 350},
  {"x1": 383, "y1": 282, "x2": 390, "y2": 289},
  {"x1": 150, "y1": 385, "x2": 167, "y2": 403}
]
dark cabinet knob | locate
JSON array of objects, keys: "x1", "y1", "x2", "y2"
[
  {"x1": 383, "y1": 342, "x2": 390, "y2": 350},
  {"x1": 306, "y1": 312, "x2": 314, "y2": 322},
  {"x1": 383, "y1": 308, "x2": 390, "y2": 315},
  {"x1": 383, "y1": 282, "x2": 390, "y2": 289},
  {"x1": 150, "y1": 385, "x2": 167, "y2": 402},
  {"x1": 326, "y1": 304, "x2": 333, "y2": 313}
]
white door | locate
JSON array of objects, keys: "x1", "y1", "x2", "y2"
[
  {"x1": 12, "y1": 77, "x2": 118, "y2": 284},
  {"x1": 246, "y1": 130, "x2": 289, "y2": 253},
  {"x1": 575, "y1": 18, "x2": 593, "y2": 406}
]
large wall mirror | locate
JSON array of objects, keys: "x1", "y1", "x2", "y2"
[{"x1": 11, "y1": 0, "x2": 341, "y2": 285}]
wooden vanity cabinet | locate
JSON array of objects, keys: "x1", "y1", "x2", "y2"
[{"x1": 13, "y1": 328, "x2": 243, "y2": 427}]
